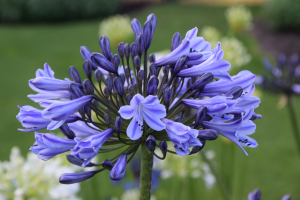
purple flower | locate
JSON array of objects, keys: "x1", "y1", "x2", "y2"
[
  {"x1": 247, "y1": 189, "x2": 261, "y2": 200},
  {"x1": 60, "y1": 171, "x2": 97, "y2": 184},
  {"x1": 161, "y1": 118, "x2": 202, "y2": 156},
  {"x1": 71, "y1": 128, "x2": 113, "y2": 167},
  {"x1": 30, "y1": 132, "x2": 76, "y2": 160},
  {"x1": 119, "y1": 94, "x2": 166, "y2": 140},
  {"x1": 110, "y1": 154, "x2": 127, "y2": 181},
  {"x1": 68, "y1": 118, "x2": 100, "y2": 137},
  {"x1": 42, "y1": 95, "x2": 93, "y2": 130}
]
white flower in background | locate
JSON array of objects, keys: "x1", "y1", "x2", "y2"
[
  {"x1": 0, "y1": 147, "x2": 81, "y2": 200},
  {"x1": 225, "y1": 5, "x2": 253, "y2": 32},
  {"x1": 153, "y1": 147, "x2": 216, "y2": 189},
  {"x1": 111, "y1": 189, "x2": 156, "y2": 200},
  {"x1": 99, "y1": 15, "x2": 133, "y2": 47},
  {"x1": 200, "y1": 26, "x2": 220, "y2": 46}
]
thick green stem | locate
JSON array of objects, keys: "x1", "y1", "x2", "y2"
[
  {"x1": 140, "y1": 143, "x2": 153, "y2": 200},
  {"x1": 287, "y1": 95, "x2": 300, "y2": 157}
]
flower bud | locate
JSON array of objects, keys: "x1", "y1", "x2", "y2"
[
  {"x1": 110, "y1": 154, "x2": 127, "y2": 181},
  {"x1": 69, "y1": 66, "x2": 81, "y2": 84},
  {"x1": 94, "y1": 69, "x2": 103, "y2": 83},
  {"x1": 225, "y1": 86, "x2": 243, "y2": 99},
  {"x1": 115, "y1": 117, "x2": 123, "y2": 133},
  {"x1": 112, "y1": 54, "x2": 121, "y2": 69},
  {"x1": 91, "y1": 53, "x2": 117, "y2": 74},
  {"x1": 174, "y1": 55, "x2": 188, "y2": 75},
  {"x1": 105, "y1": 76, "x2": 113, "y2": 91},
  {"x1": 190, "y1": 145, "x2": 203, "y2": 154},
  {"x1": 248, "y1": 189, "x2": 261, "y2": 200},
  {"x1": 80, "y1": 46, "x2": 92, "y2": 61},
  {"x1": 149, "y1": 53, "x2": 156, "y2": 63},
  {"x1": 117, "y1": 42, "x2": 124, "y2": 58},
  {"x1": 147, "y1": 13, "x2": 157, "y2": 35},
  {"x1": 124, "y1": 43, "x2": 130, "y2": 59},
  {"x1": 60, "y1": 171, "x2": 97, "y2": 184},
  {"x1": 143, "y1": 20, "x2": 153, "y2": 49},
  {"x1": 198, "y1": 129, "x2": 218, "y2": 140},
  {"x1": 92, "y1": 99, "x2": 99, "y2": 108},
  {"x1": 163, "y1": 66, "x2": 169, "y2": 76},
  {"x1": 84, "y1": 105, "x2": 91, "y2": 119},
  {"x1": 102, "y1": 159, "x2": 113, "y2": 171},
  {"x1": 145, "y1": 135, "x2": 156, "y2": 153},
  {"x1": 103, "y1": 87, "x2": 109, "y2": 98},
  {"x1": 191, "y1": 76, "x2": 198, "y2": 84},
  {"x1": 133, "y1": 56, "x2": 141, "y2": 71},
  {"x1": 83, "y1": 79, "x2": 94, "y2": 94},
  {"x1": 149, "y1": 63, "x2": 157, "y2": 76},
  {"x1": 59, "y1": 123, "x2": 75, "y2": 139},
  {"x1": 99, "y1": 35, "x2": 112, "y2": 61},
  {"x1": 83, "y1": 60, "x2": 93, "y2": 79},
  {"x1": 147, "y1": 75, "x2": 159, "y2": 95},
  {"x1": 126, "y1": 94, "x2": 132, "y2": 104},
  {"x1": 164, "y1": 87, "x2": 172, "y2": 106},
  {"x1": 113, "y1": 77, "x2": 124, "y2": 97},
  {"x1": 138, "y1": 70, "x2": 145, "y2": 82},
  {"x1": 159, "y1": 141, "x2": 167, "y2": 157},
  {"x1": 69, "y1": 83, "x2": 84, "y2": 98},
  {"x1": 66, "y1": 154, "x2": 94, "y2": 167},
  {"x1": 131, "y1": 18, "x2": 142, "y2": 35},
  {"x1": 104, "y1": 114, "x2": 110, "y2": 125},
  {"x1": 190, "y1": 72, "x2": 214, "y2": 90},
  {"x1": 125, "y1": 66, "x2": 130, "y2": 77},
  {"x1": 130, "y1": 42, "x2": 137, "y2": 60},
  {"x1": 128, "y1": 85, "x2": 135, "y2": 95},
  {"x1": 135, "y1": 33, "x2": 144, "y2": 56},
  {"x1": 120, "y1": 73, "x2": 126, "y2": 85},
  {"x1": 171, "y1": 32, "x2": 181, "y2": 51},
  {"x1": 124, "y1": 86, "x2": 128, "y2": 93},
  {"x1": 194, "y1": 106, "x2": 207, "y2": 128}
]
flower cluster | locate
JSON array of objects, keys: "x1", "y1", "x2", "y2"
[
  {"x1": 225, "y1": 5, "x2": 253, "y2": 32},
  {"x1": 17, "y1": 13, "x2": 261, "y2": 184}
]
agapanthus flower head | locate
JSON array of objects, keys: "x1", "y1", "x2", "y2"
[{"x1": 17, "y1": 13, "x2": 261, "y2": 185}]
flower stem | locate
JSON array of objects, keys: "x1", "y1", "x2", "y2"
[
  {"x1": 287, "y1": 95, "x2": 300, "y2": 157},
  {"x1": 140, "y1": 143, "x2": 153, "y2": 200}
]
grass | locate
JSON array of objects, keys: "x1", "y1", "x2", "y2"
[{"x1": 0, "y1": 3, "x2": 299, "y2": 200}]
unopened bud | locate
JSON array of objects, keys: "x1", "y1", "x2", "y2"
[
  {"x1": 94, "y1": 69, "x2": 103, "y2": 82},
  {"x1": 174, "y1": 55, "x2": 188, "y2": 75},
  {"x1": 149, "y1": 63, "x2": 157, "y2": 76},
  {"x1": 83, "y1": 79, "x2": 94, "y2": 94},
  {"x1": 164, "y1": 87, "x2": 172, "y2": 106},
  {"x1": 69, "y1": 83, "x2": 84, "y2": 99},
  {"x1": 190, "y1": 72, "x2": 214, "y2": 90},
  {"x1": 84, "y1": 105, "x2": 91, "y2": 119},
  {"x1": 198, "y1": 129, "x2": 218, "y2": 140},
  {"x1": 225, "y1": 86, "x2": 243, "y2": 99},
  {"x1": 163, "y1": 66, "x2": 169, "y2": 76},
  {"x1": 124, "y1": 43, "x2": 130, "y2": 59},
  {"x1": 105, "y1": 76, "x2": 113, "y2": 91},
  {"x1": 115, "y1": 117, "x2": 123, "y2": 133},
  {"x1": 99, "y1": 36, "x2": 112, "y2": 61},
  {"x1": 159, "y1": 141, "x2": 168, "y2": 157},
  {"x1": 102, "y1": 159, "x2": 113, "y2": 171},
  {"x1": 59, "y1": 123, "x2": 75, "y2": 139},
  {"x1": 145, "y1": 135, "x2": 156, "y2": 153},
  {"x1": 104, "y1": 114, "x2": 110, "y2": 125},
  {"x1": 113, "y1": 77, "x2": 124, "y2": 97},
  {"x1": 138, "y1": 70, "x2": 145, "y2": 82},
  {"x1": 194, "y1": 106, "x2": 207, "y2": 128},
  {"x1": 147, "y1": 76, "x2": 159, "y2": 95},
  {"x1": 69, "y1": 66, "x2": 81, "y2": 84},
  {"x1": 133, "y1": 56, "x2": 141, "y2": 71},
  {"x1": 135, "y1": 33, "x2": 144, "y2": 56},
  {"x1": 130, "y1": 42, "x2": 137, "y2": 60},
  {"x1": 171, "y1": 32, "x2": 181, "y2": 51},
  {"x1": 117, "y1": 42, "x2": 124, "y2": 58},
  {"x1": 112, "y1": 54, "x2": 121, "y2": 69},
  {"x1": 149, "y1": 53, "x2": 156, "y2": 63},
  {"x1": 126, "y1": 94, "x2": 132, "y2": 104}
]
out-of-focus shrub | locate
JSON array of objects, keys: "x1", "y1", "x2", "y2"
[
  {"x1": 0, "y1": 0, "x2": 120, "y2": 22},
  {"x1": 264, "y1": 0, "x2": 300, "y2": 31},
  {"x1": 99, "y1": 15, "x2": 134, "y2": 47},
  {"x1": 225, "y1": 5, "x2": 252, "y2": 32}
]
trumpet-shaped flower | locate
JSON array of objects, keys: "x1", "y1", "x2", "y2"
[{"x1": 119, "y1": 94, "x2": 166, "y2": 140}]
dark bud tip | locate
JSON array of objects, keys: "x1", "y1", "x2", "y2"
[
  {"x1": 143, "y1": 20, "x2": 153, "y2": 49},
  {"x1": 112, "y1": 54, "x2": 121, "y2": 69},
  {"x1": 124, "y1": 43, "x2": 130, "y2": 59},
  {"x1": 115, "y1": 117, "x2": 123, "y2": 133},
  {"x1": 164, "y1": 87, "x2": 172, "y2": 106},
  {"x1": 99, "y1": 35, "x2": 112, "y2": 61},
  {"x1": 113, "y1": 77, "x2": 124, "y2": 97},
  {"x1": 69, "y1": 66, "x2": 81, "y2": 84},
  {"x1": 186, "y1": 78, "x2": 192, "y2": 90},
  {"x1": 94, "y1": 69, "x2": 103, "y2": 83},
  {"x1": 126, "y1": 94, "x2": 132, "y2": 104},
  {"x1": 128, "y1": 85, "x2": 135, "y2": 95},
  {"x1": 191, "y1": 72, "x2": 214, "y2": 90},
  {"x1": 145, "y1": 135, "x2": 156, "y2": 153},
  {"x1": 83, "y1": 79, "x2": 94, "y2": 94},
  {"x1": 105, "y1": 76, "x2": 113, "y2": 91},
  {"x1": 66, "y1": 154, "x2": 94, "y2": 167},
  {"x1": 59, "y1": 171, "x2": 97, "y2": 184},
  {"x1": 83, "y1": 60, "x2": 93, "y2": 79},
  {"x1": 133, "y1": 56, "x2": 141, "y2": 71},
  {"x1": 102, "y1": 159, "x2": 114, "y2": 171},
  {"x1": 120, "y1": 73, "x2": 126, "y2": 85},
  {"x1": 171, "y1": 32, "x2": 181, "y2": 51},
  {"x1": 69, "y1": 83, "x2": 84, "y2": 99},
  {"x1": 130, "y1": 42, "x2": 137, "y2": 60},
  {"x1": 163, "y1": 66, "x2": 169, "y2": 76},
  {"x1": 135, "y1": 33, "x2": 144, "y2": 56},
  {"x1": 103, "y1": 87, "x2": 110, "y2": 98},
  {"x1": 225, "y1": 86, "x2": 243, "y2": 99},
  {"x1": 84, "y1": 105, "x2": 92, "y2": 119},
  {"x1": 149, "y1": 53, "x2": 156, "y2": 63},
  {"x1": 59, "y1": 123, "x2": 76, "y2": 139},
  {"x1": 190, "y1": 145, "x2": 204, "y2": 154},
  {"x1": 198, "y1": 129, "x2": 218, "y2": 140},
  {"x1": 104, "y1": 114, "x2": 110, "y2": 125},
  {"x1": 159, "y1": 141, "x2": 168, "y2": 157},
  {"x1": 138, "y1": 70, "x2": 145, "y2": 82},
  {"x1": 147, "y1": 75, "x2": 159, "y2": 96},
  {"x1": 92, "y1": 99, "x2": 99, "y2": 108},
  {"x1": 149, "y1": 63, "x2": 157, "y2": 76},
  {"x1": 194, "y1": 106, "x2": 208, "y2": 128},
  {"x1": 117, "y1": 42, "x2": 124, "y2": 58},
  {"x1": 174, "y1": 55, "x2": 188, "y2": 75}
]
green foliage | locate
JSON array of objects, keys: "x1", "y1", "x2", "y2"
[
  {"x1": 0, "y1": 0, "x2": 120, "y2": 22},
  {"x1": 264, "y1": 0, "x2": 300, "y2": 31}
]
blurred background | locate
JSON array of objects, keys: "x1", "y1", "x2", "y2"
[{"x1": 1, "y1": 0, "x2": 300, "y2": 199}]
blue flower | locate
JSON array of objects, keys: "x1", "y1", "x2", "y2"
[
  {"x1": 68, "y1": 118, "x2": 101, "y2": 137},
  {"x1": 110, "y1": 153, "x2": 127, "y2": 181},
  {"x1": 161, "y1": 118, "x2": 202, "y2": 156},
  {"x1": 71, "y1": 128, "x2": 113, "y2": 167},
  {"x1": 119, "y1": 94, "x2": 166, "y2": 140},
  {"x1": 30, "y1": 132, "x2": 76, "y2": 160}
]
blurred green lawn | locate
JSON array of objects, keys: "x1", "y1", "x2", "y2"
[{"x1": 0, "y1": 3, "x2": 299, "y2": 200}]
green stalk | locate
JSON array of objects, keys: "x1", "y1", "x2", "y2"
[
  {"x1": 140, "y1": 143, "x2": 153, "y2": 200},
  {"x1": 287, "y1": 95, "x2": 300, "y2": 156}
]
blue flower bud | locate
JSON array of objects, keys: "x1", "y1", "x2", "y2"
[
  {"x1": 225, "y1": 86, "x2": 243, "y2": 99},
  {"x1": 194, "y1": 106, "x2": 207, "y2": 128},
  {"x1": 190, "y1": 145, "x2": 203, "y2": 154},
  {"x1": 198, "y1": 129, "x2": 218, "y2": 140},
  {"x1": 83, "y1": 60, "x2": 93, "y2": 79},
  {"x1": 84, "y1": 105, "x2": 92, "y2": 119},
  {"x1": 99, "y1": 35, "x2": 112, "y2": 61},
  {"x1": 103, "y1": 87, "x2": 109, "y2": 98},
  {"x1": 143, "y1": 20, "x2": 152, "y2": 49},
  {"x1": 133, "y1": 56, "x2": 141, "y2": 71},
  {"x1": 164, "y1": 87, "x2": 172, "y2": 106},
  {"x1": 125, "y1": 66, "x2": 130, "y2": 77},
  {"x1": 83, "y1": 79, "x2": 94, "y2": 94},
  {"x1": 149, "y1": 63, "x2": 157, "y2": 76},
  {"x1": 92, "y1": 99, "x2": 99, "y2": 108},
  {"x1": 131, "y1": 18, "x2": 142, "y2": 35},
  {"x1": 104, "y1": 114, "x2": 110, "y2": 125},
  {"x1": 120, "y1": 73, "x2": 126, "y2": 85},
  {"x1": 174, "y1": 55, "x2": 188, "y2": 75},
  {"x1": 126, "y1": 94, "x2": 132, "y2": 104},
  {"x1": 110, "y1": 154, "x2": 127, "y2": 181},
  {"x1": 186, "y1": 78, "x2": 192, "y2": 90},
  {"x1": 124, "y1": 43, "x2": 130, "y2": 59},
  {"x1": 159, "y1": 141, "x2": 168, "y2": 157},
  {"x1": 66, "y1": 154, "x2": 94, "y2": 167},
  {"x1": 138, "y1": 70, "x2": 145, "y2": 82},
  {"x1": 190, "y1": 72, "x2": 214, "y2": 90},
  {"x1": 69, "y1": 66, "x2": 81, "y2": 84},
  {"x1": 118, "y1": 42, "x2": 124, "y2": 58},
  {"x1": 135, "y1": 33, "x2": 144, "y2": 56},
  {"x1": 149, "y1": 53, "x2": 156, "y2": 63},
  {"x1": 128, "y1": 85, "x2": 135, "y2": 95},
  {"x1": 91, "y1": 53, "x2": 117, "y2": 74},
  {"x1": 147, "y1": 75, "x2": 159, "y2": 95},
  {"x1": 171, "y1": 32, "x2": 181, "y2": 51},
  {"x1": 69, "y1": 83, "x2": 84, "y2": 99},
  {"x1": 163, "y1": 66, "x2": 169, "y2": 76},
  {"x1": 248, "y1": 189, "x2": 261, "y2": 200},
  {"x1": 102, "y1": 159, "x2": 113, "y2": 171},
  {"x1": 146, "y1": 13, "x2": 157, "y2": 35},
  {"x1": 113, "y1": 77, "x2": 124, "y2": 97},
  {"x1": 59, "y1": 123, "x2": 75, "y2": 139},
  {"x1": 130, "y1": 42, "x2": 137, "y2": 60},
  {"x1": 145, "y1": 135, "x2": 156, "y2": 153},
  {"x1": 112, "y1": 54, "x2": 121, "y2": 69},
  {"x1": 60, "y1": 171, "x2": 97, "y2": 184},
  {"x1": 94, "y1": 69, "x2": 103, "y2": 83},
  {"x1": 115, "y1": 116, "x2": 123, "y2": 133},
  {"x1": 80, "y1": 46, "x2": 92, "y2": 61},
  {"x1": 105, "y1": 76, "x2": 113, "y2": 91}
]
